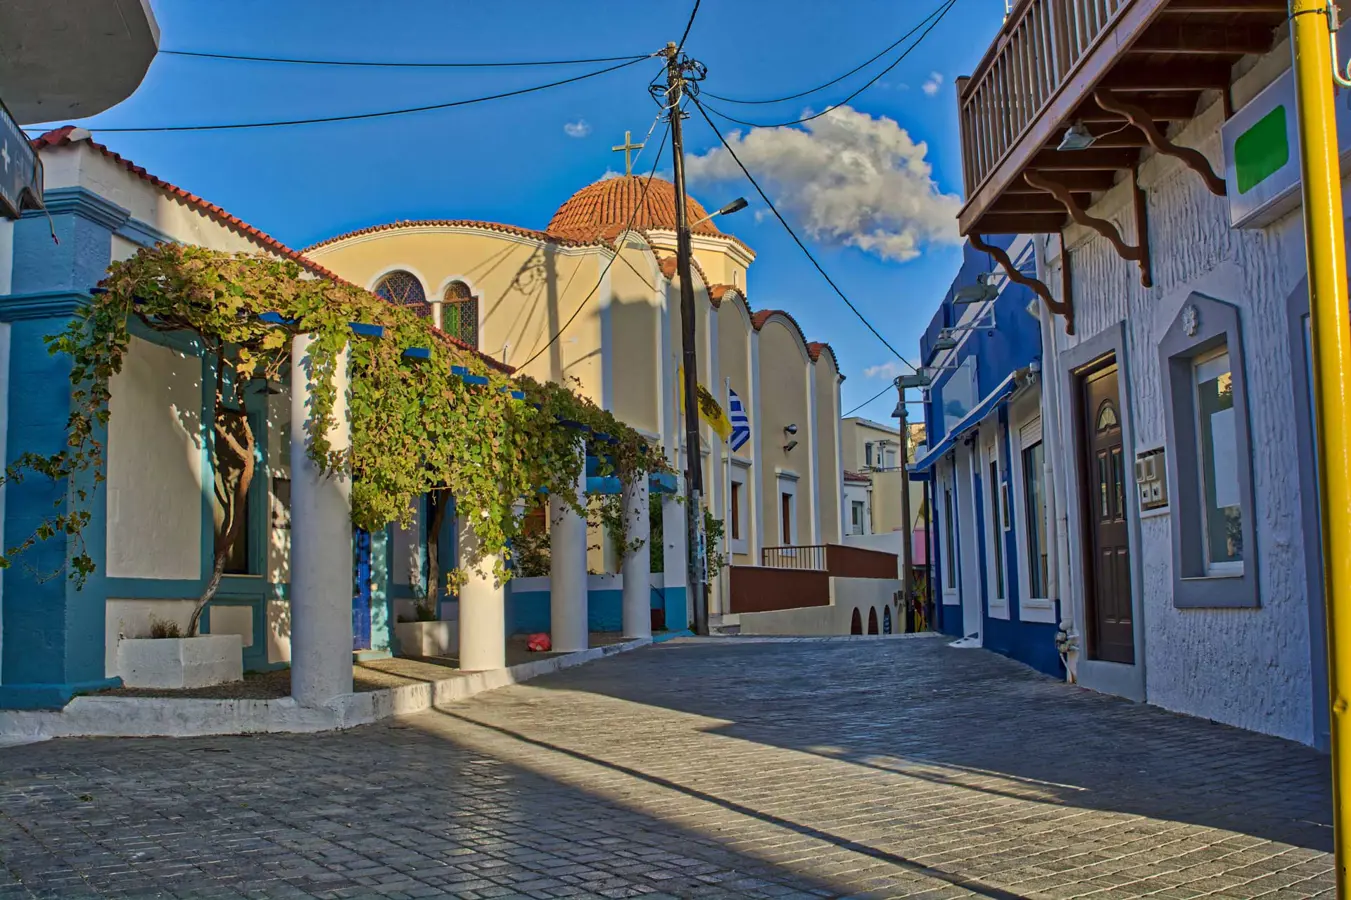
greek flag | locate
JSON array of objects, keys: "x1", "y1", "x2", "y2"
[{"x1": 728, "y1": 387, "x2": 751, "y2": 452}]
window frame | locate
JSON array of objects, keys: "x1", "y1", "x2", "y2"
[
  {"x1": 1159, "y1": 292, "x2": 1259, "y2": 609},
  {"x1": 983, "y1": 434, "x2": 1007, "y2": 611}
]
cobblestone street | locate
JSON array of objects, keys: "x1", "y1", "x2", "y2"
[{"x1": 0, "y1": 636, "x2": 1334, "y2": 899}]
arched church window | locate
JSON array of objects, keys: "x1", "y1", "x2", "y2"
[
  {"x1": 443, "y1": 280, "x2": 479, "y2": 348},
  {"x1": 374, "y1": 271, "x2": 429, "y2": 316}
]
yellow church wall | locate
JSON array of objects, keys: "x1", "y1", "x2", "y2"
[
  {"x1": 756, "y1": 318, "x2": 814, "y2": 547},
  {"x1": 715, "y1": 295, "x2": 752, "y2": 462},
  {"x1": 689, "y1": 239, "x2": 750, "y2": 294},
  {"x1": 814, "y1": 355, "x2": 842, "y2": 544},
  {"x1": 307, "y1": 228, "x2": 608, "y2": 405},
  {"x1": 606, "y1": 242, "x2": 663, "y2": 436}
]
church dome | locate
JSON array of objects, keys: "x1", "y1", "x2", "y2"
[{"x1": 547, "y1": 175, "x2": 723, "y2": 243}]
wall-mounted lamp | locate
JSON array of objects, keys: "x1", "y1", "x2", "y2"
[
  {"x1": 783, "y1": 439, "x2": 799, "y2": 453},
  {"x1": 954, "y1": 273, "x2": 998, "y2": 305},
  {"x1": 1057, "y1": 121, "x2": 1097, "y2": 151},
  {"x1": 784, "y1": 423, "x2": 798, "y2": 435}
]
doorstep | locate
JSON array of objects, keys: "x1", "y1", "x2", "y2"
[{"x1": 0, "y1": 636, "x2": 652, "y2": 745}]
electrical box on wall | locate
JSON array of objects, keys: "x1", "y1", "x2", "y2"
[{"x1": 1135, "y1": 448, "x2": 1168, "y2": 511}]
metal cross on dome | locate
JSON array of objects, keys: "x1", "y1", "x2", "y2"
[{"x1": 611, "y1": 130, "x2": 645, "y2": 176}]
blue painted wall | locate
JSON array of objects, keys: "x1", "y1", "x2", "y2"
[{"x1": 918, "y1": 237, "x2": 1062, "y2": 678}]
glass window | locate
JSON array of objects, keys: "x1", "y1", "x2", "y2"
[
  {"x1": 443, "y1": 280, "x2": 479, "y2": 347},
  {"x1": 1194, "y1": 348, "x2": 1243, "y2": 573},
  {"x1": 851, "y1": 500, "x2": 865, "y2": 535},
  {"x1": 374, "y1": 271, "x2": 428, "y2": 315},
  {"x1": 944, "y1": 487, "x2": 956, "y2": 580},
  {"x1": 730, "y1": 481, "x2": 742, "y2": 541},
  {"x1": 865, "y1": 443, "x2": 874, "y2": 468},
  {"x1": 989, "y1": 459, "x2": 1004, "y2": 599},
  {"x1": 780, "y1": 492, "x2": 793, "y2": 545},
  {"x1": 1022, "y1": 441, "x2": 1048, "y2": 598}
]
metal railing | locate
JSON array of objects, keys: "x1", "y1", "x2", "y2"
[
  {"x1": 760, "y1": 545, "x2": 826, "y2": 571},
  {"x1": 959, "y1": 0, "x2": 1133, "y2": 197}
]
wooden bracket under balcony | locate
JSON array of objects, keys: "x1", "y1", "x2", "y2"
[
  {"x1": 1023, "y1": 169, "x2": 1153, "y2": 289},
  {"x1": 969, "y1": 233, "x2": 1075, "y2": 336},
  {"x1": 1093, "y1": 88, "x2": 1225, "y2": 196}
]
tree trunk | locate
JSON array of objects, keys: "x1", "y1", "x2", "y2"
[
  {"x1": 188, "y1": 415, "x2": 255, "y2": 637},
  {"x1": 424, "y1": 488, "x2": 450, "y2": 615}
]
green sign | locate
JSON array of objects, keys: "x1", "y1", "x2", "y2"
[{"x1": 1234, "y1": 105, "x2": 1290, "y2": 195}]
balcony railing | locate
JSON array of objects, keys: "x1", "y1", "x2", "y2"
[
  {"x1": 959, "y1": 0, "x2": 1133, "y2": 209},
  {"x1": 761, "y1": 545, "x2": 826, "y2": 571}
]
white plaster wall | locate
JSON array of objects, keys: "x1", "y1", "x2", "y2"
[
  {"x1": 267, "y1": 389, "x2": 291, "y2": 586},
  {"x1": 104, "y1": 598, "x2": 197, "y2": 676},
  {"x1": 105, "y1": 336, "x2": 203, "y2": 580},
  {"x1": 1044, "y1": 47, "x2": 1319, "y2": 743}
]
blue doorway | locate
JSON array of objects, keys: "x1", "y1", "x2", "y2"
[{"x1": 353, "y1": 527, "x2": 372, "y2": 651}]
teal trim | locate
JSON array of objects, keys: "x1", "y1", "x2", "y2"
[
  {"x1": 126, "y1": 317, "x2": 206, "y2": 356},
  {"x1": 652, "y1": 629, "x2": 693, "y2": 643},
  {"x1": 0, "y1": 290, "x2": 88, "y2": 321},
  {"x1": 26, "y1": 187, "x2": 129, "y2": 232},
  {"x1": 649, "y1": 472, "x2": 678, "y2": 494},
  {"x1": 586, "y1": 475, "x2": 622, "y2": 495},
  {"x1": 354, "y1": 649, "x2": 392, "y2": 662},
  {"x1": 1, "y1": 209, "x2": 115, "y2": 707},
  {"x1": 0, "y1": 677, "x2": 122, "y2": 709},
  {"x1": 117, "y1": 217, "x2": 172, "y2": 248}
]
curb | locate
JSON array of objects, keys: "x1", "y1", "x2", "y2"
[{"x1": 0, "y1": 636, "x2": 654, "y2": 745}]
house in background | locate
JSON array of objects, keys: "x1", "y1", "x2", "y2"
[
  {"x1": 910, "y1": 235, "x2": 1060, "y2": 678},
  {"x1": 839, "y1": 417, "x2": 925, "y2": 556},
  {"x1": 951, "y1": 0, "x2": 1328, "y2": 747}
]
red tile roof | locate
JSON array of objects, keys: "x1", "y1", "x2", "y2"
[
  {"x1": 303, "y1": 219, "x2": 595, "y2": 254},
  {"x1": 844, "y1": 470, "x2": 872, "y2": 484},
  {"x1": 32, "y1": 126, "x2": 511, "y2": 372},
  {"x1": 547, "y1": 176, "x2": 720, "y2": 242}
]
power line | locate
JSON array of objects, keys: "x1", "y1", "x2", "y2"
[
  {"x1": 700, "y1": 0, "x2": 955, "y2": 130},
  {"x1": 519, "y1": 118, "x2": 672, "y2": 370},
  {"x1": 690, "y1": 95, "x2": 919, "y2": 373},
  {"x1": 844, "y1": 384, "x2": 894, "y2": 417},
  {"x1": 676, "y1": 0, "x2": 702, "y2": 56},
  {"x1": 702, "y1": 1, "x2": 949, "y2": 106},
  {"x1": 160, "y1": 49, "x2": 652, "y2": 68},
  {"x1": 80, "y1": 55, "x2": 655, "y2": 133}
]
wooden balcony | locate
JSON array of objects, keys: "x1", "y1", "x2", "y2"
[{"x1": 956, "y1": 0, "x2": 1287, "y2": 239}]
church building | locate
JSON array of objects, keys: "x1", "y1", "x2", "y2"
[{"x1": 304, "y1": 169, "x2": 846, "y2": 622}]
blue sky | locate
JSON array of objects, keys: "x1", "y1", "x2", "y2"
[{"x1": 32, "y1": 0, "x2": 1011, "y2": 423}]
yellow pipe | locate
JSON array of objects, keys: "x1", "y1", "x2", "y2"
[{"x1": 1291, "y1": 0, "x2": 1351, "y2": 891}]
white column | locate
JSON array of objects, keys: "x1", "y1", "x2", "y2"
[
  {"x1": 662, "y1": 492, "x2": 690, "y2": 628},
  {"x1": 289, "y1": 334, "x2": 354, "y2": 708},
  {"x1": 621, "y1": 475, "x2": 652, "y2": 639},
  {"x1": 549, "y1": 440, "x2": 589, "y2": 652},
  {"x1": 457, "y1": 514, "x2": 505, "y2": 671}
]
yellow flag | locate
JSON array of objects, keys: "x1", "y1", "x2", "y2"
[{"x1": 678, "y1": 366, "x2": 733, "y2": 442}]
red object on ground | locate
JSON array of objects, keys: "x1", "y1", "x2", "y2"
[{"x1": 526, "y1": 633, "x2": 552, "y2": 652}]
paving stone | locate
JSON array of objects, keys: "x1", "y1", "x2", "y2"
[{"x1": 0, "y1": 637, "x2": 1335, "y2": 898}]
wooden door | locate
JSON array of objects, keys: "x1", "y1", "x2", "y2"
[{"x1": 1080, "y1": 362, "x2": 1134, "y2": 664}]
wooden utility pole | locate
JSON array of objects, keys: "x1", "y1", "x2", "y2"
[{"x1": 663, "y1": 40, "x2": 709, "y2": 636}]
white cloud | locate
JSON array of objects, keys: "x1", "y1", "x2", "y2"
[
  {"x1": 863, "y1": 361, "x2": 908, "y2": 380},
  {"x1": 922, "y1": 72, "x2": 944, "y2": 96},
  {"x1": 563, "y1": 119, "x2": 592, "y2": 138},
  {"x1": 599, "y1": 168, "x2": 623, "y2": 180},
  {"x1": 686, "y1": 106, "x2": 961, "y2": 262}
]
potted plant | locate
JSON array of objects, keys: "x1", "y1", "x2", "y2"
[{"x1": 116, "y1": 616, "x2": 243, "y2": 689}]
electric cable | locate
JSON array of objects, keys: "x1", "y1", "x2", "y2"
[
  {"x1": 690, "y1": 94, "x2": 920, "y2": 373},
  {"x1": 519, "y1": 117, "x2": 672, "y2": 370},
  {"x1": 702, "y1": 0, "x2": 949, "y2": 106},
  {"x1": 160, "y1": 49, "x2": 652, "y2": 68},
  {"x1": 700, "y1": 0, "x2": 956, "y2": 130},
  {"x1": 843, "y1": 384, "x2": 895, "y2": 418},
  {"x1": 676, "y1": 0, "x2": 702, "y2": 56},
  {"x1": 79, "y1": 55, "x2": 656, "y2": 133}
]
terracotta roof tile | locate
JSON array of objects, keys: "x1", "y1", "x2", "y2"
[
  {"x1": 844, "y1": 470, "x2": 872, "y2": 484},
  {"x1": 31, "y1": 127, "x2": 511, "y2": 373},
  {"x1": 304, "y1": 218, "x2": 593, "y2": 254}
]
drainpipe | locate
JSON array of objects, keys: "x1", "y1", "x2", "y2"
[{"x1": 1035, "y1": 235, "x2": 1076, "y2": 681}]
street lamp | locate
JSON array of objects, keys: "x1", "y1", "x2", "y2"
[{"x1": 691, "y1": 197, "x2": 748, "y2": 229}]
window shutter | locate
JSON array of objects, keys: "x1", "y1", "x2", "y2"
[{"x1": 1020, "y1": 417, "x2": 1043, "y2": 449}]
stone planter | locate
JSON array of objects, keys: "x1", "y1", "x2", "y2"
[
  {"x1": 395, "y1": 620, "x2": 458, "y2": 658},
  {"x1": 116, "y1": 635, "x2": 243, "y2": 689}
]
